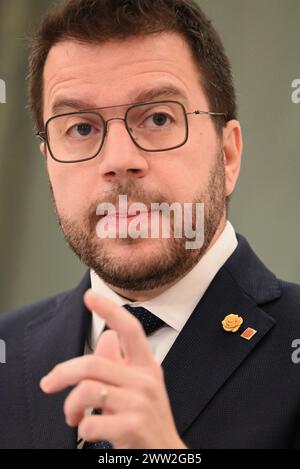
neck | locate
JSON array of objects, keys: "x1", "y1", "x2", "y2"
[{"x1": 106, "y1": 217, "x2": 227, "y2": 302}]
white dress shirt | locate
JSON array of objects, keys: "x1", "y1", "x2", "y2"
[{"x1": 88, "y1": 221, "x2": 238, "y2": 364}]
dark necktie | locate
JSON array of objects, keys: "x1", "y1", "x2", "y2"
[
  {"x1": 82, "y1": 305, "x2": 165, "y2": 449},
  {"x1": 123, "y1": 304, "x2": 165, "y2": 336}
]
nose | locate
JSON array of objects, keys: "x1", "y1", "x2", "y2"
[{"x1": 98, "y1": 117, "x2": 149, "y2": 182}]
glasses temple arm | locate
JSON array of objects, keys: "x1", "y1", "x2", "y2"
[
  {"x1": 186, "y1": 110, "x2": 227, "y2": 117},
  {"x1": 35, "y1": 131, "x2": 47, "y2": 142}
]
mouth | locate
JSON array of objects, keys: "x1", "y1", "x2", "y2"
[
  {"x1": 95, "y1": 199, "x2": 162, "y2": 240},
  {"x1": 101, "y1": 209, "x2": 150, "y2": 221},
  {"x1": 98, "y1": 200, "x2": 151, "y2": 219}
]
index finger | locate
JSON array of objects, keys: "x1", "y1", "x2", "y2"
[{"x1": 84, "y1": 289, "x2": 156, "y2": 367}]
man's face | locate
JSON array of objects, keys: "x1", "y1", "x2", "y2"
[{"x1": 42, "y1": 32, "x2": 241, "y2": 294}]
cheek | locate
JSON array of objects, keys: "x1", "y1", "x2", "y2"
[
  {"x1": 183, "y1": 129, "x2": 220, "y2": 188},
  {"x1": 47, "y1": 162, "x2": 94, "y2": 217},
  {"x1": 150, "y1": 161, "x2": 204, "y2": 203},
  {"x1": 155, "y1": 143, "x2": 216, "y2": 201}
]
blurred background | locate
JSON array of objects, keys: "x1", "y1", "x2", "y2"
[{"x1": 0, "y1": 0, "x2": 300, "y2": 313}]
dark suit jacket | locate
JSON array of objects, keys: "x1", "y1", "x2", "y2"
[{"x1": 1, "y1": 234, "x2": 300, "y2": 449}]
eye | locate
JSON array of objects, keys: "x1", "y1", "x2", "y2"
[
  {"x1": 142, "y1": 112, "x2": 174, "y2": 128},
  {"x1": 67, "y1": 122, "x2": 100, "y2": 139}
]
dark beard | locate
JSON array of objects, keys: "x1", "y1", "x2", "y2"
[{"x1": 49, "y1": 153, "x2": 226, "y2": 292}]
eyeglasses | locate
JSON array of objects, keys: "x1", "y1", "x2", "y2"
[{"x1": 35, "y1": 100, "x2": 226, "y2": 164}]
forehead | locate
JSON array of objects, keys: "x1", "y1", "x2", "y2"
[{"x1": 43, "y1": 32, "x2": 208, "y2": 116}]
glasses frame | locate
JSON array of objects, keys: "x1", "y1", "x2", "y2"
[{"x1": 35, "y1": 99, "x2": 226, "y2": 164}]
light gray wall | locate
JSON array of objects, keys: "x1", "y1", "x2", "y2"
[{"x1": 1, "y1": 0, "x2": 300, "y2": 313}]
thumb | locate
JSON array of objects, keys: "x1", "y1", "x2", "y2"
[{"x1": 95, "y1": 329, "x2": 123, "y2": 363}]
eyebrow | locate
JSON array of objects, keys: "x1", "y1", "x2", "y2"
[{"x1": 50, "y1": 85, "x2": 189, "y2": 115}]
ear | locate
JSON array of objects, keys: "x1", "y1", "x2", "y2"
[
  {"x1": 222, "y1": 120, "x2": 243, "y2": 197},
  {"x1": 39, "y1": 142, "x2": 47, "y2": 160}
]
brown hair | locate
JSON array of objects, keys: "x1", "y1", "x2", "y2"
[{"x1": 27, "y1": 0, "x2": 237, "y2": 133}]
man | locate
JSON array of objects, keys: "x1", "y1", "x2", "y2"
[{"x1": 0, "y1": 0, "x2": 300, "y2": 449}]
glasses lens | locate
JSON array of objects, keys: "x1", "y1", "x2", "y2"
[
  {"x1": 47, "y1": 112, "x2": 104, "y2": 162},
  {"x1": 126, "y1": 101, "x2": 187, "y2": 151}
]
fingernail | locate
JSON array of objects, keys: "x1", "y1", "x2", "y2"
[
  {"x1": 65, "y1": 416, "x2": 75, "y2": 427},
  {"x1": 40, "y1": 376, "x2": 50, "y2": 392}
]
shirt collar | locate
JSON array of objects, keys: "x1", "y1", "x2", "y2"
[{"x1": 89, "y1": 221, "x2": 237, "y2": 350}]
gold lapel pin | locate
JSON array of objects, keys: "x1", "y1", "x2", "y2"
[
  {"x1": 222, "y1": 314, "x2": 243, "y2": 333},
  {"x1": 240, "y1": 327, "x2": 257, "y2": 341}
]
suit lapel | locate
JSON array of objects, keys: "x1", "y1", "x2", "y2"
[
  {"x1": 23, "y1": 271, "x2": 91, "y2": 449},
  {"x1": 162, "y1": 235, "x2": 281, "y2": 436},
  {"x1": 22, "y1": 235, "x2": 282, "y2": 446}
]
